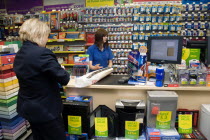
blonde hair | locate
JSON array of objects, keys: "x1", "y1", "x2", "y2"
[{"x1": 19, "y1": 18, "x2": 50, "y2": 47}]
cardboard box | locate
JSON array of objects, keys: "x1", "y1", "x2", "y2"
[
  {"x1": 147, "y1": 128, "x2": 180, "y2": 140},
  {"x1": 68, "y1": 54, "x2": 79, "y2": 64},
  {"x1": 182, "y1": 48, "x2": 200, "y2": 66},
  {"x1": 0, "y1": 53, "x2": 16, "y2": 65},
  {"x1": 86, "y1": 33, "x2": 95, "y2": 45},
  {"x1": 48, "y1": 33, "x2": 58, "y2": 39},
  {"x1": 46, "y1": 45, "x2": 63, "y2": 51}
]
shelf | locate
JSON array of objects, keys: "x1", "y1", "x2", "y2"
[
  {"x1": 48, "y1": 39, "x2": 85, "y2": 42},
  {"x1": 67, "y1": 81, "x2": 210, "y2": 91},
  {"x1": 53, "y1": 51, "x2": 85, "y2": 53},
  {"x1": 61, "y1": 64, "x2": 74, "y2": 66}
]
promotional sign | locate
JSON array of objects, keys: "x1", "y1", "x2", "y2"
[
  {"x1": 178, "y1": 114, "x2": 192, "y2": 134},
  {"x1": 86, "y1": 0, "x2": 114, "y2": 7},
  {"x1": 156, "y1": 111, "x2": 172, "y2": 129},
  {"x1": 6, "y1": 0, "x2": 43, "y2": 14},
  {"x1": 125, "y1": 121, "x2": 139, "y2": 139},
  {"x1": 44, "y1": 0, "x2": 85, "y2": 11},
  {"x1": 44, "y1": 3, "x2": 85, "y2": 12},
  {"x1": 68, "y1": 116, "x2": 82, "y2": 135},
  {"x1": 95, "y1": 117, "x2": 108, "y2": 137}
]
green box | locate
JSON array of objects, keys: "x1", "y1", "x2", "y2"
[{"x1": 182, "y1": 48, "x2": 200, "y2": 66}]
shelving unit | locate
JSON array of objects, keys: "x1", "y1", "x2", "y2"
[
  {"x1": 53, "y1": 51, "x2": 85, "y2": 53},
  {"x1": 61, "y1": 64, "x2": 75, "y2": 66}
]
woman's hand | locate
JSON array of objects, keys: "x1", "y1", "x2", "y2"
[{"x1": 94, "y1": 64, "x2": 103, "y2": 70}]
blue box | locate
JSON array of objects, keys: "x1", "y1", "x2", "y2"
[
  {"x1": 66, "y1": 95, "x2": 93, "y2": 114},
  {"x1": 66, "y1": 133, "x2": 88, "y2": 140},
  {"x1": 147, "y1": 128, "x2": 180, "y2": 140}
]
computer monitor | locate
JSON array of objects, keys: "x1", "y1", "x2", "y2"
[{"x1": 147, "y1": 36, "x2": 183, "y2": 64}]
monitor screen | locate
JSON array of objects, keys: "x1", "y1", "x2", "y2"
[{"x1": 147, "y1": 36, "x2": 183, "y2": 64}]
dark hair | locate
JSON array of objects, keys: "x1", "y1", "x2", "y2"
[{"x1": 94, "y1": 28, "x2": 108, "y2": 48}]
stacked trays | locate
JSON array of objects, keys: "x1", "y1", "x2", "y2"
[
  {"x1": 0, "y1": 63, "x2": 27, "y2": 140},
  {"x1": 0, "y1": 122, "x2": 2, "y2": 139}
]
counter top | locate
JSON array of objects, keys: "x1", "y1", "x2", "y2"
[{"x1": 66, "y1": 75, "x2": 210, "y2": 91}]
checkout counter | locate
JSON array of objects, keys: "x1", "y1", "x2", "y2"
[{"x1": 66, "y1": 75, "x2": 210, "y2": 110}]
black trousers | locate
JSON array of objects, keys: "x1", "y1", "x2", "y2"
[{"x1": 29, "y1": 116, "x2": 66, "y2": 140}]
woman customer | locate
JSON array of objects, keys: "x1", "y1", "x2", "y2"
[
  {"x1": 14, "y1": 18, "x2": 70, "y2": 140},
  {"x1": 87, "y1": 28, "x2": 113, "y2": 71}
]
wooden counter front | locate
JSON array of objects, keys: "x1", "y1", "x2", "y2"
[{"x1": 66, "y1": 76, "x2": 210, "y2": 111}]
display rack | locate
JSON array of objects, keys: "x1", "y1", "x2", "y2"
[{"x1": 82, "y1": 3, "x2": 182, "y2": 74}]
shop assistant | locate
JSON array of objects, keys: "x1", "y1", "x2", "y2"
[{"x1": 87, "y1": 28, "x2": 113, "y2": 71}]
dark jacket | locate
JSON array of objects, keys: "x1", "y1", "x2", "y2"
[{"x1": 14, "y1": 41, "x2": 70, "y2": 123}]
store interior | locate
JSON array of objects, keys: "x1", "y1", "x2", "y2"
[{"x1": 0, "y1": 0, "x2": 210, "y2": 139}]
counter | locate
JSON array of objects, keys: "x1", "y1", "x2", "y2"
[{"x1": 66, "y1": 75, "x2": 210, "y2": 110}]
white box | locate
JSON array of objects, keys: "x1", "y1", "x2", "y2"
[{"x1": 199, "y1": 104, "x2": 210, "y2": 140}]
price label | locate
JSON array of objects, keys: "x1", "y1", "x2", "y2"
[
  {"x1": 125, "y1": 121, "x2": 139, "y2": 139},
  {"x1": 178, "y1": 114, "x2": 192, "y2": 134},
  {"x1": 156, "y1": 111, "x2": 172, "y2": 129},
  {"x1": 95, "y1": 117, "x2": 108, "y2": 137},
  {"x1": 68, "y1": 116, "x2": 82, "y2": 135}
]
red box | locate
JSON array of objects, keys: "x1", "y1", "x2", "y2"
[
  {"x1": 0, "y1": 53, "x2": 16, "y2": 65},
  {"x1": 86, "y1": 33, "x2": 95, "y2": 45}
]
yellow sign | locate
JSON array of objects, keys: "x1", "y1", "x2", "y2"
[
  {"x1": 156, "y1": 111, "x2": 172, "y2": 129},
  {"x1": 68, "y1": 116, "x2": 82, "y2": 135},
  {"x1": 178, "y1": 114, "x2": 192, "y2": 133},
  {"x1": 86, "y1": 0, "x2": 114, "y2": 7},
  {"x1": 125, "y1": 121, "x2": 139, "y2": 139},
  {"x1": 95, "y1": 117, "x2": 108, "y2": 137}
]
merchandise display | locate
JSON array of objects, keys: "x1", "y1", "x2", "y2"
[
  {"x1": 147, "y1": 91, "x2": 178, "y2": 128},
  {"x1": 0, "y1": 52, "x2": 29, "y2": 139},
  {"x1": 0, "y1": 1, "x2": 210, "y2": 140},
  {"x1": 116, "y1": 99, "x2": 145, "y2": 137}
]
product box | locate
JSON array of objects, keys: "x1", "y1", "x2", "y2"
[
  {"x1": 0, "y1": 53, "x2": 16, "y2": 65},
  {"x1": 62, "y1": 96, "x2": 93, "y2": 134},
  {"x1": 59, "y1": 32, "x2": 85, "y2": 40},
  {"x1": 147, "y1": 91, "x2": 178, "y2": 129},
  {"x1": 64, "y1": 46, "x2": 85, "y2": 52},
  {"x1": 46, "y1": 45, "x2": 63, "y2": 51},
  {"x1": 176, "y1": 109, "x2": 207, "y2": 140},
  {"x1": 86, "y1": 33, "x2": 95, "y2": 45},
  {"x1": 147, "y1": 127, "x2": 180, "y2": 140},
  {"x1": 74, "y1": 54, "x2": 89, "y2": 65},
  {"x1": 48, "y1": 33, "x2": 58, "y2": 39},
  {"x1": 68, "y1": 54, "x2": 79, "y2": 64},
  {"x1": 66, "y1": 96, "x2": 93, "y2": 112},
  {"x1": 182, "y1": 48, "x2": 200, "y2": 66},
  {"x1": 50, "y1": 12, "x2": 60, "y2": 31},
  {"x1": 199, "y1": 104, "x2": 210, "y2": 140},
  {"x1": 66, "y1": 133, "x2": 88, "y2": 140}
]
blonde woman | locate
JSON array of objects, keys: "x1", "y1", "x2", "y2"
[{"x1": 14, "y1": 18, "x2": 69, "y2": 140}]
